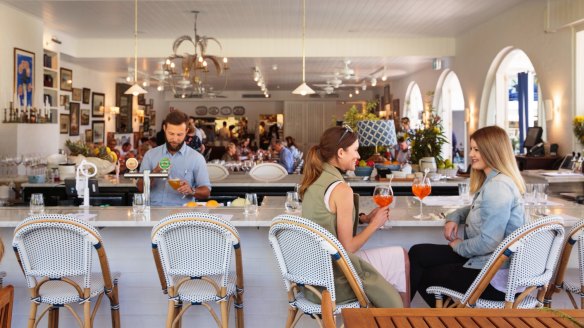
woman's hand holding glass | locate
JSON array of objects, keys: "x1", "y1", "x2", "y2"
[{"x1": 368, "y1": 205, "x2": 391, "y2": 229}]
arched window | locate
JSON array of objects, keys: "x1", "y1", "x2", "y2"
[
  {"x1": 405, "y1": 82, "x2": 423, "y2": 129},
  {"x1": 480, "y1": 48, "x2": 542, "y2": 154},
  {"x1": 434, "y1": 70, "x2": 465, "y2": 167}
]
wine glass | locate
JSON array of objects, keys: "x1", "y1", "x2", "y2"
[
  {"x1": 373, "y1": 185, "x2": 394, "y2": 207},
  {"x1": 412, "y1": 176, "x2": 432, "y2": 219},
  {"x1": 284, "y1": 191, "x2": 301, "y2": 213}
]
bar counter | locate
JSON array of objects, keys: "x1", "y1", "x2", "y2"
[{"x1": 1, "y1": 196, "x2": 581, "y2": 327}]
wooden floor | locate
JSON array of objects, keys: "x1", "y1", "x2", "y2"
[{"x1": 342, "y1": 308, "x2": 584, "y2": 328}]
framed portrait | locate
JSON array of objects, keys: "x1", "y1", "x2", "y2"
[
  {"x1": 60, "y1": 114, "x2": 69, "y2": 134},
  {"x1": 59, "y1": 94, "x2": 70, "y2": 109},
  {"x1": 85, "y1": 129, "x2": 93, "y2": 144},
  {"x1": 92, "y1": 121, "x2": 105, "y2": 144},
  {"x1": 14, "y1": 48, "x2": 35, "y2": 108},
  {"x1": 82, "y1": 88, "x2": 91, "y2": 104},
  {"x1": 81, "y1": 109, "x2": 90, "y2": 125},
  {"x1": 72, "y1": 88, "x2": 82, "y2": 102},
  {"x1": 92, "y1": 92, "x2": 105, "y2": 117},
  {"x1": 69, "y1": 102, "x2": 80, "y2": 136},
  {"x1": 60, "y1": 67, "x2": 73, "y2": 91}
]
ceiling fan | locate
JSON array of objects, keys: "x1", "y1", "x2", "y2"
[{"x1": 340, "y1": 59, "x2": 356, "y2": 80}]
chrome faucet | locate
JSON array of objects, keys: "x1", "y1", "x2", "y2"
[{"x1": 125, "y1": 170, "x2": 168, "y2": 208}]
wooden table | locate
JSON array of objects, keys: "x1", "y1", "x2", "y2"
[{"x1": 342, "y1": 308, "x2": 584, "y2": 328}]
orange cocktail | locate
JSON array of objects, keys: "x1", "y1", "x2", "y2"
[
  {"x1": 412, "y1": 177, "x2": 432, "y2": 219},
  {"x1": 168, "y1": 178, "x2": 181, "y2": 190},
  {"x1": 373, "y1": 194, "x2": 394, "y2": 207}
]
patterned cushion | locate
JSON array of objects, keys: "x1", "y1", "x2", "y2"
[{"x1": 357, "y1": 120, "x2": 397, "y2": 147}]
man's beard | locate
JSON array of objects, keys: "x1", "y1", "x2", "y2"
[{"x1": 166, "y1": 141, "x2": 185, "y2": 152}]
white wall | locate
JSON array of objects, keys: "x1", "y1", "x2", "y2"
[{"x1": 391, "y1": 68, "x2": 443, "y2": 113}]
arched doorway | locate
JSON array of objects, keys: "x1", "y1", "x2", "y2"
[
  {"x1": 404, "y1": 81, "x2": 423, "y2": 129},
  {"x1": 480, "y1": 47, "x2": 544, "y2": 154},
  {"x1": 433, "y1": 69, "x2": 466, "y2": 168}
]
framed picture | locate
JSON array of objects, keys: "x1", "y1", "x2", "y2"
[
  {"x1": 60, "y1": 67, "x2": 73, "y2": 91},
  {"x1": 60, "y1": 114, "x2": 69, "y2": 134},
  {"x1": 92, "y1": 92, "x2": 105, "y2": 117},
  {"x1": 14, "y1": 48, "x2": 35, "y2": 108},
  {"x1": 81, "y1": 109, "x2": 90, "y2": 125},
  {"x1": 85, "y1": 129, "x2": 93, "y2": 144},
  {"x1": 59, "y1": 94, "x2": 70, "y2": 109},
  {"x1": 92, "y1": 121, "x2": 105, "y2": 144},
  {"x1": 72, "y1": 88, "x2": 82, "y2": 101},
  {"x1": 82, "y1": 88, "x2": 91, "y2": 104},
  {"x1": 69, "y1": 102, "x2": 80, "y2": 136}
]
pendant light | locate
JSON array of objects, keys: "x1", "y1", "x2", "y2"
[
  {"x1": 125, "y1": 0, "x2": 147, "y2": 96},
  {"x1": 292, "y1": 0, "x2": 315, "y2": 95}
]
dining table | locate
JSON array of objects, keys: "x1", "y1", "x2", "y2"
[{"x1": 341, "y1": 308, "x2": 584, "y2": 328}]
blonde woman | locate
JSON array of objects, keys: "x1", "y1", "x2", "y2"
[
  {"x1": 300, "y1": 126, "x2": 407, "y2": 308},
  {"x1": 409, "y1": 125, "x2": 526, "y2": 307}
]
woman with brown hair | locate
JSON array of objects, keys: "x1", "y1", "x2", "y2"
[
  {"x1": 409, "y1": 125, "x2": 526, "y2": 307},
  {"x1": 299, "y1": 125, "x2": 408, "y2": 308}
]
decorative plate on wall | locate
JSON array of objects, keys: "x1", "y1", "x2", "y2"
[
  {"x1": 220, "y1": 106, "x2": 232, "y2": 115},
  {"x1": 233, "y1": 106, "x2": 245, "y2": 115},
  {"x1": 208, "y1": 106, "x2": 219, "y2": 115},
  {"x1": 195, "y1": 106, "x2": 207, "y2": 115}
]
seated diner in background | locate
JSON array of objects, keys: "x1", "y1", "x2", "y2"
[
  {"x1": 299, "y1": 125, "x2": 409, "y2": 308},
  {"x1": 409, "y1": 125, "x2": 526, "y2": 307},
  {"x1": 394, "y1": 136, "x2": 410, "y2": 164},
  {"x1": 221, "y1": 142, "x2": 239, "y2": 162},
  {"x1": 273, "y1": 139, "x2": 294, "y2": 174},
  {"x1": 138, "y1": 110, "x2": 211, "y2": 206}
]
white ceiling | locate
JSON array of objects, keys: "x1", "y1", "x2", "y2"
[{"x1": 2, "y1": 0, "x2": 529, "y2": 92}]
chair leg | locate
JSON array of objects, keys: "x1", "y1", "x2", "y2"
[
  {"x1": 48, "y1": 307, "x2": 59, "y2": 328},
  {"x1": 165, "y1": 299, "x2": 176, "y2": 328},
  {"x1": 107, "y1": 284, "x2": 121, "y2": 328},
  {"x1": 28, "y1": 301, "x2": 38, "y2": 328},
  {"x1": 234, "y1": 294, "x2": 244, "y2": 328},
  {"x1": 285, "y1": 307, "x2": 298, "y2": 328},
  {"x1": 83, "y1": 301, "x2": 91, "y2": 328},
  {"x1": 220, "y1": 300, "x2": 229, "y2": 328}
]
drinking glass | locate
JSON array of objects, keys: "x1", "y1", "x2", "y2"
[
  {"x1": 373, "y1": 185, "x2": 394, "y2": 207},
  {"x1": 168, "y1": 170, "x2": 188, "y2": 199},
  {"x1": 458, "y1": 183, "x2": 470, "y2": 204},
  {"x1": 244, "y1": 193, "x2": 258, "y2": 216},
  {"x1": 285, "y1": 191, "x2": 301, "y2": 213},
  {"x1": 412, "y1": 177, "x2": 431, "y2": 219},
  {"x1": 133, "y1": 193, "x2": 146, "y2": 214},
  {"x1": 524, "y1": 184, "x2": 535, "y2": 205},
  {"x1": 29, "y1": 193, "x2": 45, "y2": 215}
]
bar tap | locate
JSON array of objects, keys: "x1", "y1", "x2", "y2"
[{"x1": 123, "y1": 157, "x2": 169, "y2": 209}]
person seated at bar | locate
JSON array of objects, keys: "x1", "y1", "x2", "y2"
[
  {"x1": 221, "y1": 142, "x2": 239, "y2": 162},
  {"x1": 409, "y1": 125, "x2": 526, "y2": 307},
  {"x1": 138, "y1": 110, "x2": 211, "y2": 206},
  {"x1": 273, "y1": 139, "x2": 294, "y2": 174},
  {"x1": 185, "y1": 121, "x2": 205, "y2": 154},
  {"x1": 394, "y1": 136, "x2": 410, "y2": 164},
  {"x1": 120, "y1": 142, "x2": 133, "y2": 158},
  {"x1": 285, "y1": 136, "x2": 301, "y2": 161},
  {"x1": 299, "y1": 126, "x2": 408, "y2": 308},
  {"x1": 238, "y1": 137, "x2": 253, "y2": 158}
]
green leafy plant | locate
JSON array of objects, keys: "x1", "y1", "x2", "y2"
[
  {"x1": 573, "y1": 116, "x2": 584, "y2": 147},
  {"x1": 409, "y1": 110, "x2": 449, "y2": 164}
]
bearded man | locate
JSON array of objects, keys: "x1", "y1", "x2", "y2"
[{"x1": 138, "y1": 110, "x2": 211, "y2": 206}]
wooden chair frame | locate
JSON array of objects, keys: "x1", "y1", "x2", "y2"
[
  {"x1": 0, "y1": 285, "x2": 13, "y2": 328},
  {"x1": 151, "y1": 216, "x2": 244, "y2": 328},
  {"x1": 13, "y1": 218, "x2": 120, "y2": 328},
  {"x1": 270, "y1": 218, "x2": 370, "y2": 328},
  {"x1": 432, "y1": 219, "x2": 563, "y2": 309}
]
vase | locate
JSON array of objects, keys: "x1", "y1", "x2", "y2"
[{"x1": 419, "y1": 157, "x2": 437, "y2": 173}]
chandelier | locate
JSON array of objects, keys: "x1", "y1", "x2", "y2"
[{"x1": 161, "y1": 11, "x2": 228, "y2": 98}]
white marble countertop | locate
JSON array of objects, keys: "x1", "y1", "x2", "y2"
[
  {"x1": 522, "y1": 170, "x2": 584, "y2": 183},
  {"x1": 0, "y1": 195, "x2": 580, "y2": 228}
]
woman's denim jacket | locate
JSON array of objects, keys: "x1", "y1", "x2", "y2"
[{"x1": 446, "y1": 170, "x2": 525, "y2": 269}]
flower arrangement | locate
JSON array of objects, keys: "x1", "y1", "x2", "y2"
[
  {"x1": 409, "y1": 111, "x2": 448, "y2": 164},
  {"x1": 65, "y1": 139, "x2": 118, "y2": 163},
  {"x1": 573, "y1": 116, "x2": 584, "y2": 147}
]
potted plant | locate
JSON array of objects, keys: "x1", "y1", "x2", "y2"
[{"x1": 409, "y1": 111, "x2": 448, "y2": 171}]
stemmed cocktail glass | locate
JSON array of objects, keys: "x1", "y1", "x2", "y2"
[{"x1": 412, "y1": 176, "x2": 431, "y2": 219}]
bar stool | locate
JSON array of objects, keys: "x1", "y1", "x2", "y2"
[
  {"x1": 12, "y1": 214, "x2": 120, "y2": 327},
  {"x1": 151, "y1": 212, "x2": 244, "y2": 328},
  {"x1": 544, "y1": 218, "x2": 584, "y2": 308},
  {"x1": 268, "y1": 214, "x2": 369, "y2": 328}
]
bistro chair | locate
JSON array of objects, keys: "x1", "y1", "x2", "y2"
[
  {"x1": 269, "y1": 215, "x2": 369, "y2": 328},
  {"x1": 544, "y1": 218, "x2": 584, "y2": 308},
  {"x1": 12, "y1": 214, "x2": 121, "y2": 327},
  {"x1": 249, "y1": 163, "x2": 288, "y2": 181},
  {"x1": 151, "y1": 212, "x2": 244, "y2": 328},
  {"x1": 207, "y1": 163, "x2": 230, "y2": 182},
  {"x1": 427, "y1": 216, "x2": 564, "y2": 309}
]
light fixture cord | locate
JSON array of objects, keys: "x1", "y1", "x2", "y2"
[
  {"x1": 301, "y1": 0, "x2": 306, "y2": 83},
  {"x1": 134, "y1": 0, "x2": 138, "y2": 82}
]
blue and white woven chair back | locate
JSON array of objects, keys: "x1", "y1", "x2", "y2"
[
  {"x1": 13, "y1": 214, "x2": 102, "y2": 289},
  {"x1": 462, "y1": 216, "x2": 564, "y2": 305},
  {"x1": 152, "y1": 212, "x2": 239, "y2": 288},
  {"x1": 567, "y1": 219, "x2": 584, "y2": 288},
  {"x1": 269, "y1": 214, "x2": 366, "y2": 302}
]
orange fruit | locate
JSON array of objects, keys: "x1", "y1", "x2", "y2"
[
  {"x1": 185, "y1": 201, "x2": 198, "y2": 208},
  {"x1": 383, "y1": 161, "x2": 391, "y2": 165},
  {"x1": 206, "y1": 200, "x2": 220, "y2": 208}
]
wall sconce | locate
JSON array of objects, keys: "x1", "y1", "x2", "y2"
[
  {"x1": 108, "y1": 106, "x2": 119, "y2": 121},
  {"x1": 544, "y1": 99, "x2": 555, "y2": 121},
  {"x1": 464, "y1": 107, "x2": 470, "y2": 123}
]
